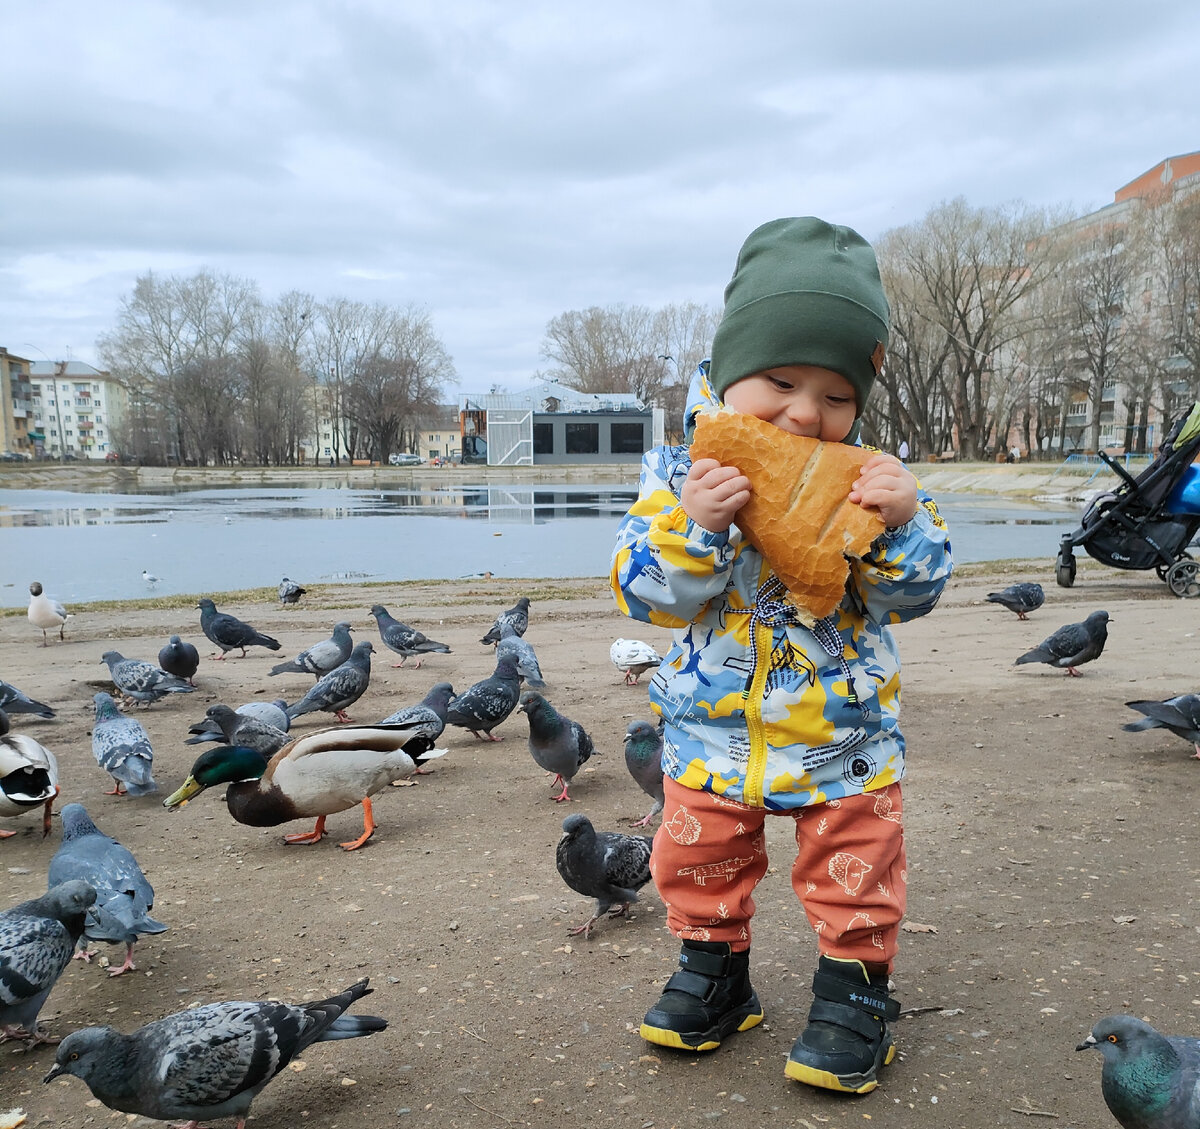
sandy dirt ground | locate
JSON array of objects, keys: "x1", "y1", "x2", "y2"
[{"x1": 1, "y1": 563, "x2": 1198, "y2": 1129}]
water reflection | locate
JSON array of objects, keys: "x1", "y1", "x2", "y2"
[{"x1": 0, "y1": 484, "x2": 1081, "y2": 607}]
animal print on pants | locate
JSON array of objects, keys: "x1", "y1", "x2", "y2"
[{"x1": 651, "y1": 776, "x2": 907, "y2": 965}]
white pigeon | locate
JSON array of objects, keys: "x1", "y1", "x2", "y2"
[
  {"x1": 27, "y1": 582, "x2": 70, "y2": 646},
  {"x1": 610, "y1": 638, "x2": 663, "y2": 686}
]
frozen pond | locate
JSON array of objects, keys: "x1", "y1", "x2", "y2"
[{"x1": 0, "y1": 483, "x2": 1081, "y2": 606}]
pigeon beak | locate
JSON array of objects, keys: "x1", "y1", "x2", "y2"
[
  {"x1": 43, "y1": 1062, "x2": 65, "y2": 1083},
  {"x1": 1075, "y1": 1033, "x2": 1098, "y2": 1052}
]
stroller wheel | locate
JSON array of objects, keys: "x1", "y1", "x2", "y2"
[
  {"x1": 1055, "y1": 554, "x2": 1076, "y2": 588},
  {"x1": 1166, "y1": 558, "x2": 1200, "y2": 599}
]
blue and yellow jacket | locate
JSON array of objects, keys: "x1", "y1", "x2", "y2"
[{"x1": 610, "y1": 368, "x2": 952, "y2": 810}]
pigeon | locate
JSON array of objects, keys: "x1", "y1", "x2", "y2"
[
  {"x1": 28, "y1": 581, "x2": 70, "y2": 645},
  {"x1": 90, "y1": 692, "x2": 157, "y2": 796},
  {"x1": 186, "y1": 699, "x2": 291, "y2": 742},
  {"x1": 555, "y1": 814, "x2": 653, "y2": 938},
  {"x1": 0, "y1": 879, "x2": 96, "y2": 1046},
  {"x1": 1014, "y1": 610, "x2": 1110, "y2": 677},
  {"x1": 285, "y1": 640, "x2": 374, "y2": 724},
  {"x1": 164, "y1": 727, "x2": 446, "y2": 850},
  {"x1": 196, "y1": 597, "x2": 281, "y2": 659},
  {"x1": 379, "y1": 681, "x2": 456, "y2": 741},
  {"x1": 278, "y1": 576, "x2": 307, "y2": 604},
  {"x1": 269, "y1": 621, "x2": 354, "y2": 677},
  {"x1": 610, "y1": 638, "x2": 663, "y2": 685},
  {"x1": 157, "y1": 634, "x2": 199, "y2": 684},
  {"x1": 47, "y1": 804, "x2": 167, "y2": 977},
  {"x1": 496, "y1": 623, "x2": 546, "y2": 687},
  {"x1": 1123, "y1": 695, "x2": 1200, "y2": 758},
  {"x1": 445, "y1": 655, "x2": 523, "y2": 741},
  {"x1": 1077, "y1": 1014, "x2": 1200, "y2": 1129},
  {"x1": 519, "y1": 690, "x2": 596, "y2": 802},
  {"x1": 100, "y1": 650, "x2": 195, "y2": 707},
  {"x1": 0, "y1": 708, "x2": 59, "y2": 838},
  {"x1": 986, "y1": 582, "x2": 1045, "y2": 620},
  {"x1": 0, "y1": 677, "x2": 55, "y2": 719},
  {"x1": 369, "y1": 604, "x2": 452, "y2": 668},
  {"x1": 183, "y1": 703, "x2": 291, "y2": 756},
  {"x1": 141, "y1": 568, "x2": 160, "y2": 586},
  {"x1": 44, "y1": 978, "x2": 387, "y2": 1127},
  {"x1": 624, "y1": 719, "x2": 665, "y2": 826},
  {"x1": 480, "y1": 596, "x2": 531, "y2": 645}
]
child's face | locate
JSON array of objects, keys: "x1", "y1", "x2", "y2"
[{"x1": 722, "y1": 365, "x2": 857, "y2": 442}]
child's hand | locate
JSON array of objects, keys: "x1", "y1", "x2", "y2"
[
  {"x1": 850, "y1": 453, "x2": 919, "y2": 528},
  {"x1": 681, "y1": 458, "x2": 751, "y2": 534}
]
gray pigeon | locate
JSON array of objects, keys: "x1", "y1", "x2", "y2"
[
  {"x1": 183, "y1": 703, "x2": 291, "y2": 756},
  {"x1": 445, "y1": 655, "x2": 523, "y2": 742},
  {"x1": 270, "y1": 621, "x2": 354, "y2": 677},
  {"x1": 197, "y1": 597, "x2": 281, "y2": 659},
  {"x1": 369, "y1": 604, "x2": 452, "y2": 668},
  {"x1": 278, "y1": 576, "x2": 307, "y2": 604},
  {"x1": 1124, "y1": 695, "x2": 1200, "y2": 758},
  {"x1": 47, "y1": 804, "x2": 167, "y2": 977},
  {"x1": 186, "y1": 699, "x2": 290, "y2": 743},
  {"x1": 45, "y1": 978, "x2": 386, "y2": 1124},
  {"x1": 100, "y1": 650, "x2": 195, "y2": 707},
  {"x1": 157, "y1": 635, "x2": 199, "y2": 684},
  {"x1": 555, "y1": 814, "x2": 653, "y2": 938},
  {"x1": 497, "y1": 623, "x2": 546, "y2": 687},
  {"x1": 0, "y1": 708, "x2": 59, "y2": 838},
  {"x1": 91, "y1": 692, "x2": 157, "y2": 796},
  {"x1": 1077, "y1": 1013, "x2": 1200, "y2": 1128},
  {"x1": 0, "y1": 879, "x2": 96, "y2": 1046},
  {"x1": 1014, "y1": 609, "x2": 1110, "y2": 676},
  {"x1": 379, "y1": 681, "x2": 456, "y2": 740},
  {"x1": 0, "y1": 677, "x2": 56, "y2": 719},
  {"x1": 285, "y1": 641, "x2": 374, "y2": 724},
  {"x1": 624, "y1": 719, "x2": 665, "y2": 827},
  {"x1": 519, "y1": 690, "x2": 595, "y2": 801},
  {"x1": 480, "y1": 596, "x2": 531, "y2": 645},
  {"x1": 986, "y1": 582, "x2": 1045, "y2": 620}
]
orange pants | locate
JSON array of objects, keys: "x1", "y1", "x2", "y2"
[{"x1": 651, "y1": 776, "x2": 907, "y2": 966}]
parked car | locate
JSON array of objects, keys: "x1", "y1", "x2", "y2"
[
  {"x1": 388, "y1": 453, "x2": 423, "y2": 466},
  {"x1": 104, "y1": 451, "x2": 121, "y2": 462},
  {"x1": 0, "y1": 450, "x2": 30, "y2": 462}
]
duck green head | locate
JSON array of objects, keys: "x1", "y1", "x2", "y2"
[{"x1": 163, "y1": 745, "x2": 268, "y2": 809}]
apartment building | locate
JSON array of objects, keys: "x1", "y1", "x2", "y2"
[
  {"x1": 0, "y1": 348, "x2": 34, "y2": 456},
  {"x1": 28, "y1": 361, "x2": 127, "y2": 460}
]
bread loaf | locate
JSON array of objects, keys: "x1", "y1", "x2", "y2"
[{"x1": 690, "y1": 409, "x2": 884, "y2": 622}]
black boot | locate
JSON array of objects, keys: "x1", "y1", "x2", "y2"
[
  {"x1": 640, "y1": 940, "x2": 763, "y2": 1052},
  {"x1": 785, "y1": 956, "x2": 899, "y2": 1093}
]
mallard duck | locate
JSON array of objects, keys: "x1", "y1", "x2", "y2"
[
  {"x1": 163, "y1": 725, "x2": 447, "y2": 850},
  {"x1": 0, "y1": 707, "x2": 60, "y2": 838}
]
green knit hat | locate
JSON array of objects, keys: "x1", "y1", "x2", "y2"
[{"x1": 708, "y1": 217, "x2": 890, "y2": 419}]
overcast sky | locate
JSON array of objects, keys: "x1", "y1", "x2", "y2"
[{"x1": 4, "y1": 0, "x2": 1199, "y2": 393}]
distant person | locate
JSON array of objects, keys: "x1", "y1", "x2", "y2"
[
  {"x1": 611, "y1": 217, "x2": 953, "y2": 1094},
  {"x1": 1008, "y1": 446, "x2": 1020, "y2": 464},
  {"x1": 897, "y1": 439, "x2": 909, "y2": 462}
]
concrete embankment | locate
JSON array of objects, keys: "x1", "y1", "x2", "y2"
[{"x1": 0, "y1": 457, "x2": 1130, "y2": 500}]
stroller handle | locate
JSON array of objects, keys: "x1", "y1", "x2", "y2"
[{"x1": 1098, "y1": 449, "x2": 1140, "y2": 490}]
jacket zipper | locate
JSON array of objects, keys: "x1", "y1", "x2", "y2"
[{"x1": 741, "y1": 619, "x2": 772, "y2": 807}]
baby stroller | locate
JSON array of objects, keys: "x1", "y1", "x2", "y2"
[{"x1": 1056, "y1": 402, "x2": 1200, "y2": 598}]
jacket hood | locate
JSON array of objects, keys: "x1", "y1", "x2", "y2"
[{"x1": 683, "y1": 362, "x2": 720, "y2": 443}]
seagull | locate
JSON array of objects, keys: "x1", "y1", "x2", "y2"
[
  {"x1": 28, "y1": 581, "x2": 70, "y2": 646},
  {"x1": 141, "y1": 569, "x2": 161, "y2": 586},
  {"x1": 44, "y1": 979, "x2": 387, "y2": 1127},
  {"x1": 555, "y1": 814, "x2": 653, "y2": 938}
]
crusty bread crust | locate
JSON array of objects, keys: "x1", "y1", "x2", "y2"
[{"x1": 690, "y1": 409, "x2": 884, "y2": 623}]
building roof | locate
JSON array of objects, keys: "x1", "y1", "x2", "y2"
[
  {"x1": 29, "y1": 361, "x2": 110, "y2": 378},
  {"x1": 460, "y1": 380, "x2": 644, "y2": 414},
  {"x1": 1114, "y1": 151, "x2": 1200, "y2": 204}
]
